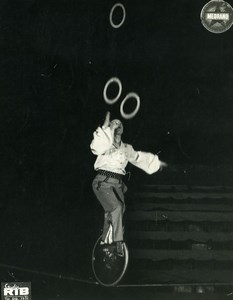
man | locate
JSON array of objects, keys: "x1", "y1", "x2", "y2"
[{"x1": 90, "y1": 112, "x2": 167, "y2": 256}]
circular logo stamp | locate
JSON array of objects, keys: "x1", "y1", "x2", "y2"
[{"x1": 200, "y1": 0, "x2": 233, "y2": 33}]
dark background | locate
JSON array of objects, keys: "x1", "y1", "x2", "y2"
[{"x1": 0, "y1": 0, "x2": 233, "y2": 297}]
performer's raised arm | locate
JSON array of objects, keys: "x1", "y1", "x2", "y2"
[{"x1": 90, "y1": 112, "x2": 114, "y2": 155}]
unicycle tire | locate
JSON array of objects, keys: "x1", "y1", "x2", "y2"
[{"x1": 92, "y1": 235, "x2": 129, "y2": 287}]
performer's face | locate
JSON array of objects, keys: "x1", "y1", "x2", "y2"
[
  {"x1": 110, "y1": 119, "x2": 123, "y2": 136},
  {"x1": 115, "y1": 124, "x2": 123, "y2": 136}
]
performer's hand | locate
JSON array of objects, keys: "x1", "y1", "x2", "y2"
[
  {"x1": 159, "y1": 160, "x2": 168, "y2": 170},
  {"x1": 103, "y1": 111, "x2": 110, "y2": 128}
]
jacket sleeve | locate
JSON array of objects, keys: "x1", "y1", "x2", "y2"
[
  {"x1": 125, "y1": 144, "x2": 161, "y2": 174},
  {"x1": 90, "y1": 126, "x2": 113, "y2": 155}
]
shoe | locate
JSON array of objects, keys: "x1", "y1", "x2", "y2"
[{"x1": 115, "y1": 241, "x2": 124, "y2": 257}]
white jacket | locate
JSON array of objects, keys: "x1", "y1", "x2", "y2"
[{"x1": 90, "y1": 126, "x2": 161, "y2": 175}]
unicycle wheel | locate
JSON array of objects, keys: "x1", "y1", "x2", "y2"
[{"x1": 92, "y1": 235, "x2": 129, "y2": 286}]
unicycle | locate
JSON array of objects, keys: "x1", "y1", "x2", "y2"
[{"x1": 92, "y1": 235, "x2": 129, "y2": 286}]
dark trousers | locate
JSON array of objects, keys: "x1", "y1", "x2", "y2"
[{"x1": 92, "y1": 174, "x2": 127, "y2": 242}]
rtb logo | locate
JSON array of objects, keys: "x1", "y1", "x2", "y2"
[
  {"x1": 1, "y1": 282, "x2": 31, "y2": 300},
  {"x1": 4, "y1": 285, "x2": 29, "y2": 296}
]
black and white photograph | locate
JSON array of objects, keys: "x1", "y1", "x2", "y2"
[{"x1": 1, "y1": 0, "x2": 233, "y2": 299}]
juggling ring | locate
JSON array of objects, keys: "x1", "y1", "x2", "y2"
[
  {"x1": 120, "y1": 92, "x2": 140, "y2": 119},
  {"x1": 109, "y1": 3, "x2": 126, "y2": 29},
  {"x1": 103, "y1": 78, "x2": 140, "y2": 119},
  {"x1": 103, "y1": 77, "x2": 122, "y2": 105}
]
